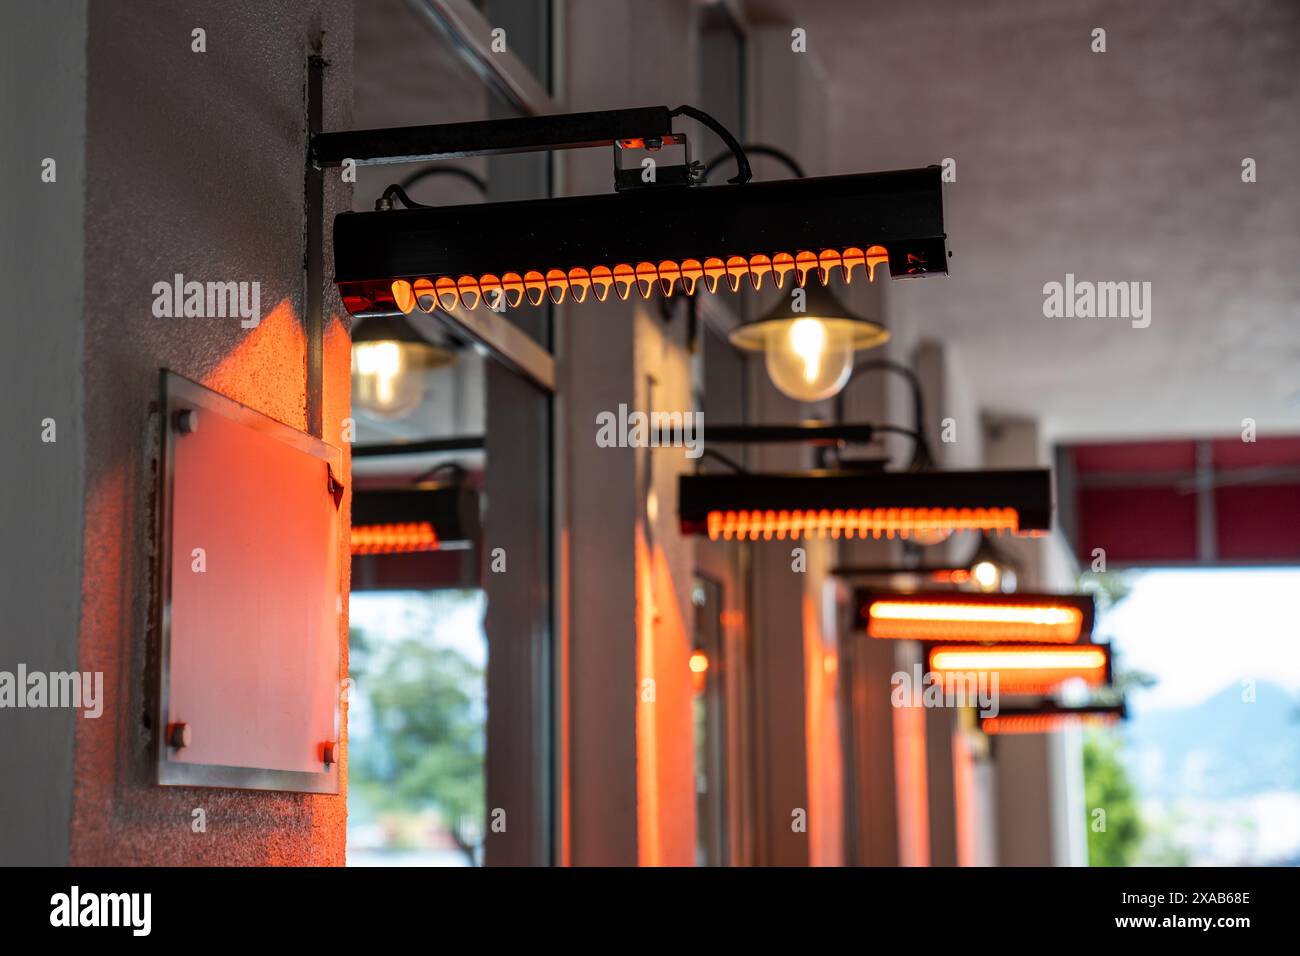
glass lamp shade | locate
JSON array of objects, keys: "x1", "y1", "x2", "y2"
[
  {"x1": 729, "y1": 282, "x2": 889, "y2": 403},
  {"x1": 350, "y1": 315, "x2": 455, "y2": 420}
]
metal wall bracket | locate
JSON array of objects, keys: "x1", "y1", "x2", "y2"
[{"x1": 311, "y1": 106, "x2": 677, "y2": 168}]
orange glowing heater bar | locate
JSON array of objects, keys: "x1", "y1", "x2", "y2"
[
  {"x1": 678, "y1": 470, "x2": 1052, "y2": 542},
  {"x1": 930, "y1": 569, "x2": 971, "y2": 584},
  {"x1": 382, "y1": 247, "x2": 894, "y2": 314},
  {"x1": 858, "y1": 590, "x2": 1094, "y2": 644},
  {"x1": 704, "y1": 506, "x2": 1020, "y2": 542},
  {"x1": 351, "y1": 485, "x2": 480, "y2": 556},
  {"x1": 928, "y1": 644, "x2": 1111, "y2": 695},
  {"x1": 979, "y1": 702, "x2": 1126, "y2": 735},
  {"x1": 351, "y1": 521, "x2": 440, "y2": 555}
]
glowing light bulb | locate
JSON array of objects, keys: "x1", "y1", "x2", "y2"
[
  {"x1": 764, "y1": 316, "x2": 856, "y2": 402},
  {"x1": 967, "y1": 533, "x2": 1019, "y2": 590},
  {"x1": 731, "y1": 283, "x2": 888, "y2": 404},
  {"x1": 351, "y1": 313, "x2": 455, "y2": 420},
  {"x1": 689, "y1": 649, "x2": 710, "y2": 694},
  {"x1": 355, "y1": 340, "x2": 400, "y2": 396},
  {"x1": 972, "y1": 559, "x2": 1001, "y2": 593},
  {"x1": 352, "y1": 341, "x2": 427, "y2": 418},
  {"x1": 790, "y1": 317, "x2": 826, "y2": 383}
]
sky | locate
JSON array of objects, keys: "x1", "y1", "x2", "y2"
[{"x1": 1100, "y1": 568, "x2": 1300, "y2": 712}]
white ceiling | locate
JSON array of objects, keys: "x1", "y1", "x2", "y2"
[{"x1": 759, "y1": 0, "x2": 1300, "y2": 440}]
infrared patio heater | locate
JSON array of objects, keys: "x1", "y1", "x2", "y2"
[
  {"x1": 675, "y1": 419, "x2": 1055, "y2": 544},
  {"x1": 850, "y1": 587, "x2": 1114, "y2": 704},
  {"x1": 977, "y1": 701, "x2": 1127, "y2": 736},
  {"x1": 313, "y1": 104, "x2": 949, "y2": 335}
]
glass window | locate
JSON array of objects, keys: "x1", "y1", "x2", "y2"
[
  {"x1": 348, "y1": 0, "x2": 555, "y2": 867},
  {"x1": 693, "y1": 576, "x2": 730, "y2": 866},
  {"x1": 352, "y1": 0, "x2": 555, "y2": 369},
  {"x1": 347, "y1": 590, "x2": 488, "y2": 865}
]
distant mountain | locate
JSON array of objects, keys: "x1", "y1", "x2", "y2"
[{"x1": 1120, "y1": 682, "x2": 1300, "y2": 800}]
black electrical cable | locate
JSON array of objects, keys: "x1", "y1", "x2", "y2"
[
  {"x1": 379, "y1": 183, "x2": 428, "y2": 209},
  {"x1": 397, "y1": 164, "x2": 488, "y2": 195},
  {"x1": 697, "y1": 448, "x2": 749, "y2": 475},
  {"x1": 411, "y1": 461, "x2": 469, "y2": 484},
  {"x1": 871, "y1": 424, "x2": 925, "y2": 442},
  {"x1": 671, "y1": 105, "x2": 752, "y2": 184},
  {"x1": 824, "y1": 423, "x2": 925, "y2": 470},
  {"x1": 877, "y1": 424, "x2": 933, "y2": 469},
  {"x1": 702, "y1": 143, "x2": 806, "y2": 183}
]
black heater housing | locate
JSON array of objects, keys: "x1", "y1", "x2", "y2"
[
  {"x1": 351, "y1": 483, "x2": 482, "y2": 550},
  {"x1": 677, "y1": 468, "x2": 1053, "y2": 538},
  {"x1": 977, "y1": 701, "x2": 1127, "y2": 735},
  {"x1": 334, "y1": 166, "x2": 948, "y2": 317},
  {"x1": 853, "y1": 589, "x2": 1097, "y2": 643}
]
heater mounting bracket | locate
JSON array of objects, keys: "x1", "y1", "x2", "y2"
[
  {"x1": 613, "y1": 133, "x2": 699, "y2": 191},
  {"x1": 699, "y1": 421, "x2": 926, "y2": 474},
  {"x1": 311, "y1": 106, "x2": 674, "y2": 166},
  {"x1": 703, "y1": 422, "x2": 878, "y2": 447},
  {"x1": 311, "y1": 104, "x2": 751, "y2": 187},
  {"x1": 313, "y1": 107, "x2": 746, "y2": 333}
]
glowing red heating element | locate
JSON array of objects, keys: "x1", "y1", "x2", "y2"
[
  {"x1": 351, "y1": 521, "x2": 440, "y2": 555},
  {"x1": 705, "y1": 506, "x2": 1020, "y2": 542},
  {"x1": 386, "y1": 246, "x2": 891, "y2": 314},
  {"x1": 866, "y1": 600, "x2": 1085, "y2": 643},
  {"x1": 928, "y1": 644, "x2": 1110, "y2": 695},
  {"x1": 980, "y1": 712, "x2": 1121, "y2": 735},
  {"x1": 930, "y1": 569, "x2": 972, "y2": 584}
]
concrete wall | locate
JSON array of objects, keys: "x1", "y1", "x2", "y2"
[
  {"x1": 915, "y1": 340, "x2": 986, "y2": 865},
  {"x1": 0, "y1": 0, "x2": 88, "y2": 866},
  {"x1": 66, "y1": 0, "x2": 354, "y2": 865},
  {"x1": 835, "y1": 258, "x2": 919, "y2": 867},
  {"x1": 741, "y1": 20, "x2": 846, "y2": 867},
  {"x1": 558, "y1": 0, "x2": 699, "y2": 867},
  {"x1": 984, "y1": 416, "x2": 1087, "y2": 867}
]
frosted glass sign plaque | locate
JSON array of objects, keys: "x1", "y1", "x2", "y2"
[{"x1": 156, "y1": 372, "x2": 343, "y2": 793}]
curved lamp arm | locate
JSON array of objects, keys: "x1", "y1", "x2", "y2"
[{"x1": 833, "y1": 359, "x2": 936, "y2": 471}]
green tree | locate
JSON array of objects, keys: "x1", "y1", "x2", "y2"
[{"x1": 1082, "y1": 730, "x2": 1144, "y2": 866}]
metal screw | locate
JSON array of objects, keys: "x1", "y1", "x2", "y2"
[
  {"x1": 322, "y1": 741, "x2": 339, "y2": 767},
  {"x1": 168, "y1": 723, "x2": 192, "y2": 749},
  {"x1": 174, "y1": 409, "x2": 199, "y2": 434}
]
